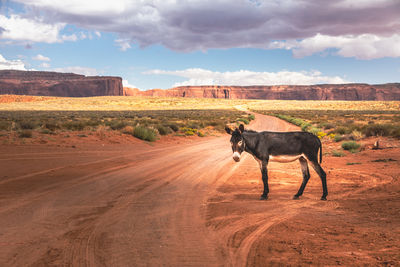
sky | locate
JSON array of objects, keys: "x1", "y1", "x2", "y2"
[{"x1": 0, "y1": 0, "x2": 399, "y2": 90}]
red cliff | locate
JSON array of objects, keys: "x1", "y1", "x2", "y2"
[
  {"x1": 0, "y1": 70, "x2": 123, "y2": 97},
  {"x1": 126, "y1": 84, "x2": 400, "y2": 100}
]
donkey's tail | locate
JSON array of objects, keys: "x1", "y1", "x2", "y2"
[{"x1": 319, "y1": 139, "x2": 323, "y2": 164}]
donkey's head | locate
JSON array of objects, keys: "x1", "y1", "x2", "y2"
[{"x1": 225, "y1": 124, "x2": 245, "y2": 162}]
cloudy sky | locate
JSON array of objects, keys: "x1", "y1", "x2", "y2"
[{"x1": 1, "y1": 0, "x2": 399, "y2": 89}]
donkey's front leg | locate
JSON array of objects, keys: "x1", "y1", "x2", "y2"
[{"x1": 260, "y1": 160, "x2": 269, "y2": 200}]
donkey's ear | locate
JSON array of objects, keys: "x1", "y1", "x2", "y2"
[
  {"x1": 225, "y1": 125, "x2": 233, "y2": 135},
  {"x1": 239, "y1": 124, "x2": 245, "y2": 133}
]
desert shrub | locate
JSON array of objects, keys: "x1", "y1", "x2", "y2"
[
  {"x1": 133, "y1": 126, "x2": 157, "y2": 142},
  {"x1": 332, "y1": 150, "x2": 345, "y2": 157},
  {"x1": 237, "y1": 118, "x2": 250, "y2": 125},
  {"x1": 206, "y1": 121, "x2": 219, "y2": 127},
  {"x1": 19, "y1": 130, "x2": 32, "y2": 138},
  {"x1": 197, "y1": 131, "x2": 205, "y2": 137},
  {"x1": 334, "y1": 134, "x2": 344, "y2": 142},
  {"x1": 18, "y1": 120, "x2": 37, "y2": 130},
  {"x1": 308, "y1": 127, "x2": 321, "y2": 136},
  {"x1": 121, "y1": 125, "x2": 134, "y2": 135},
  {"x1": 106, "y1": 120, "x2": 127, "y2": 130},
  {"x1": 322, "y1": 123, "x2": 335, "y2": 130},
  {"x1": 341, "y1": 141, "x2": 361, "y2": 151},
  {"x1": 62, "y1": 121, "x2": 85, "y2": 131},
  {"x1": 188, "y1": 123, "x2": 201, "y2": 129},
  {"x1": 248, "y1": 114, "x2": 255, "y2": 121},
  {"x1": 156, "y1": 125, "x2": 172, "y2": 135},
  {"x1": 351, "y1": 130, "x2": 363, "y2": 140},
  {"x1": 362, "y1": 124, "x2": 392, "y2": 137},
  {"x1": 0, "y1": 121, "x2": 11, "y2": 131},
  {"x1": 168, "y1": 124, "x2": 179, "y2": 132},
  {"x1": 40, "y1": 128, "x2": 54, "y2": 134},
  {"x1": 180, "y1": 127, "x2": 197, "y2": 136},
  {"x1": 301, "y1": 123, "x2": 312, "y2": 132},
  {"x1": 317, "y1": 131, "x2": 327, "y2": 139},
  {"x1": 43, "y1": 122, "x2": 59, "y2": 131},
  {"x1": 335, "y1": 126, "x2": 348, "y2": 135}
]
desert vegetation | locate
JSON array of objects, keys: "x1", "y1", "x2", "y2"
[
  {"x1": 256, "y1": 110, "x2": 400, "y2": 140},
  {"x1": 0, "y1": 109, "x2": 250, "y2": 142}
]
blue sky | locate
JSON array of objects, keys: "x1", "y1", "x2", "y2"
[{"x1": 1, "y1": 0, "x2": 399, "y2": 90}]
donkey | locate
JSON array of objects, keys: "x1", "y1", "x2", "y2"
[{"x1": 225, "y1": 124, "x2": 328, "y2": 200}]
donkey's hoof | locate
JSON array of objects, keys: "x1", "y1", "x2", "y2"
[
  {"x1": 260, "y1": 195, "x2": 268, "y2": 200},
  {"x1": 293, "y1": 195, "x2": 300, "y2": 200},
  {"x1": 320, "y1": 196, "x2": 327, "y2": 201}
]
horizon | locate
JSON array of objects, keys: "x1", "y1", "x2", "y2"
[{"x1": 1, "y1": 1, "x2": 400, "y2": 90}]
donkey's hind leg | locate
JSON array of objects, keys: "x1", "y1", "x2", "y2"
[
  {"x1": 310, "y1": 160, "x2": 328, "y2": 200},
  {"x1": 293, "y1": 156, "x2": 310, "y2": 199}
]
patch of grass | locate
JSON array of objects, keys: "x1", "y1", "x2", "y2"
[
  {"x1": 332, "y1": 150, "x2": 345, "y2": 157},
  {"x1": 334, "y1": 134, "x2": 344, "y2": 142},
  {"x1": 346, "y1": 162, "x2": 362, "y2": 165},
  {"x1": 248, "y1": 114, "x2": 255, "y2": 121},
  {"x1": 237, "y1": 118, "x2": 250, "y2": 125},
  {"x1": 371, "y1": 158, "x2": 397, "y2": 162},
  {"x1": 133, "y1": 126, "x2": 157, "y2": 142},
  {"x1": 341, "y1": 141, "x2": 361, "y2": 151}
]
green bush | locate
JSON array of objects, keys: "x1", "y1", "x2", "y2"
[
  {"x1": 157, "y1": 125, "x2": 172, "y2": 135},
  {"x1": 133, "y1": 126, "x2": 157, "y2": 142},
  {"x1": 248, "y1": 114, "x2": 255, "y2": 121},
  {"x1": 341, "y1": 141, "x2": 361, "y2": 151},
  {"x1": 237, "y1": 118, "x2": 250, "y2": 125}
]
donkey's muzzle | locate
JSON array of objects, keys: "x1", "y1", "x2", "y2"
[{"x1": 232, "y1": 152, "x2": 241, "y2": 162}]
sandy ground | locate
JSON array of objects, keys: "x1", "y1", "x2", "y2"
[{"x1": 0, "y1": 113, "x2": 399, "y2": 266}]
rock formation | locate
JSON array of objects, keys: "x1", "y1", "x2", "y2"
[
  {"x1": 0, "y1": 70, "x2": 123, "y2": 97},
  {"x1": 126, "y1": 84, "x2": 400, "y2": 100},
  {"x1": 1, "y1": 70, "x2": 399, "y2": 100}
]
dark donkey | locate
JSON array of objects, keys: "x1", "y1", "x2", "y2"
[{"x1": 225, "y1": 124, "x2": 328, "y2": 200}]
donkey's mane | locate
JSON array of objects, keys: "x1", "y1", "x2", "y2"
[{"x1": 244, "y1": 129, "x2": 257, "y2": 133}]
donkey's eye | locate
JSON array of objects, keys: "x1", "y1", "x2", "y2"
[{"x1": 238, "y1": 141, "x2": 243, "y2": 146}]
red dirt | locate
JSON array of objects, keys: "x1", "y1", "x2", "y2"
[{"x1": 0, "y1": 114, "x2": 399, "y2": 266}]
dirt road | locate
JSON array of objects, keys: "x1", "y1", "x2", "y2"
[{"x1": 1, "y1": 114, "x2": 399, "y2": 266}]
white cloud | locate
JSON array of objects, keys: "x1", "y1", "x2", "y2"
[
  {"x1": 40, "y1": 62, "x2": 50, "y2": 68},
  {"x1": 270, "y1": 33, "x2": 400, "y2": 59},
  {"x1": 52, "y1": 66, "x2": 98, "y2": 76},
  {"x1": 6, "y1": 0, "x2": 400, "y2": 58},
  {"x1": 33, "y1": 54, "x2": 50, "y2": 61},
  {"x1": 145, "y1": 68, "x2": 349, "y2": 86},
  {"x1": 0, "y1": 54, "x2": 27, "y2": 70},
  {"x1": 95, "y1": 31, "x2": 101, "y2": 37},
  {"x1": 115, "y1": 39, "x2": 131, "y2": 51},
  {"x1": 0, "y1": 14, "x2": 79, "y2": 44},
  {"x1": 122, "y1": 79, "x2": 136, "y2": 88}
]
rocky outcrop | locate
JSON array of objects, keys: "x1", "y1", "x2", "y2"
[
  {"x1": 127, "y1": 84, "x2": 400, "y2": 100},
  {"x1": 0, "y1": 70, "x2": 123, "y2": 97}
]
